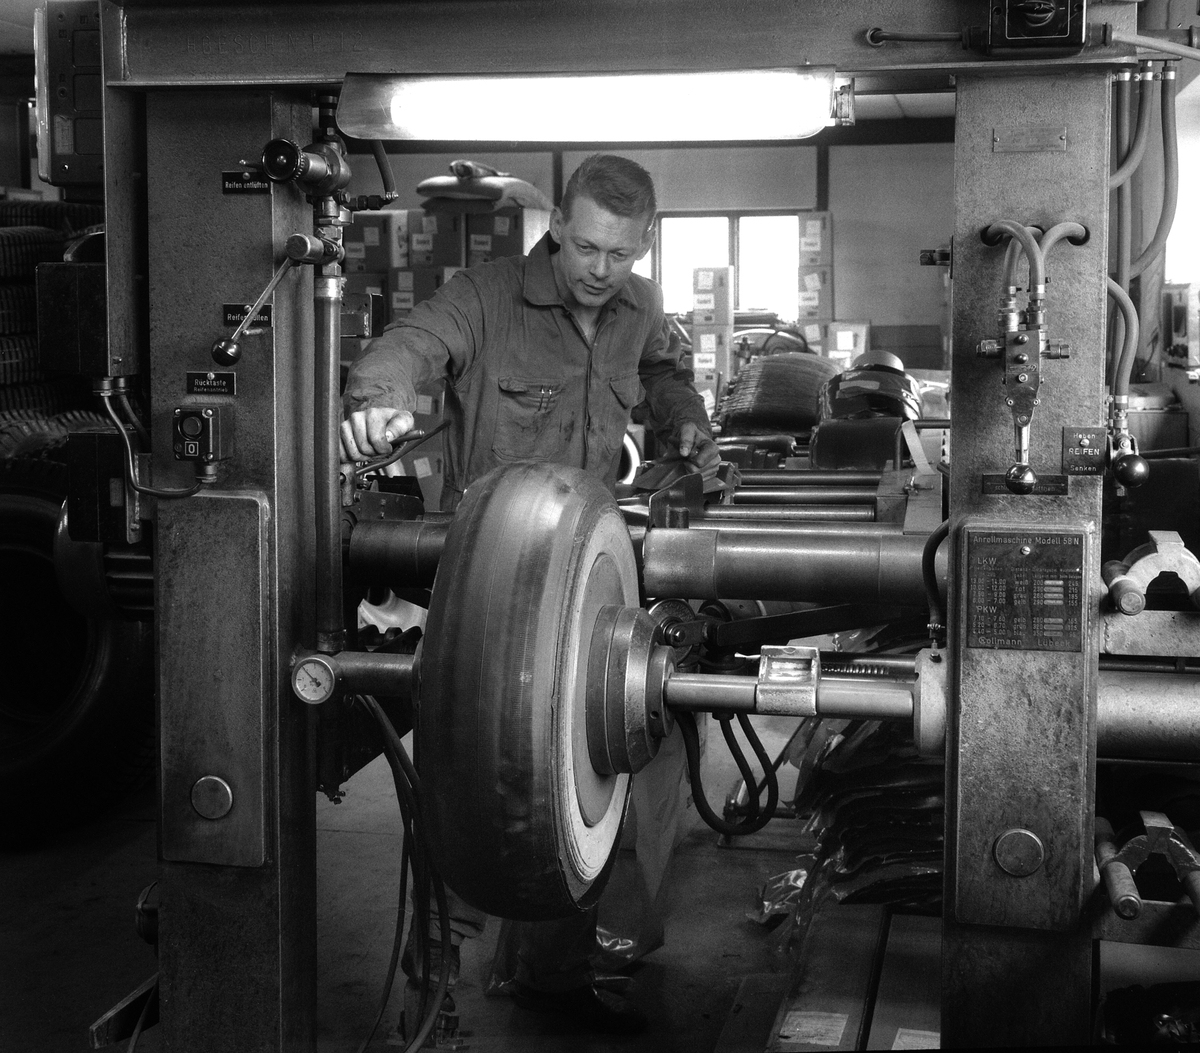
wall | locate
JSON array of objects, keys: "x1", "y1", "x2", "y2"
[
  {"x1": 829, "y1": 141, "x2": 954, "y2": 329},
  {"x1": 563, "y1": 145, "x2": 817, "y2": 211}
]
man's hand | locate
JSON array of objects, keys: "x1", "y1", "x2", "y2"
[
  {"x1": 340, "y1": 407, "x2": 415, "y2": 462},
  {"x1": 675, "y1": 422, "x2": 721, "y2": 482}
]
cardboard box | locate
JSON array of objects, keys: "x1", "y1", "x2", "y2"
[
  {"x1": 409, "y1": 210, "x2": 464, "y2": 268},
  {"x1": 797, "y1": 265, "x2": 833, "y2": 321},
  {"x1": 343, "y1": 212, "x2": 409, "y2": 273},
  {"x1": 800, "y1": 321, "x2": 827, "y2": 353},
  {"x1": 693, "y1": 266, "x2": 735, "y2": 324},
  {"x1": 388, "y1": 266, "x2": 467, "y2": 317},
  {"x1": 690, "y1": 324, "x2": 736, "y2": 389},
  {"x1": 466, "y1": 207, "x2": 552, "y2": 262},
  {"x1": 799, "y1": 211, "x2": 833, "y2": 265},
  {"x1": 692, "y1": 370, "x2": 722, "y2": 416},
  {"x1": 825, "y1": 321, "x2": 870, "y2": 361}
]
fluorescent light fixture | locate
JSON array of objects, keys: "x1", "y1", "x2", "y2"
[{"x1": 337, "y1": 69, "x2": 841, "y2": 142}]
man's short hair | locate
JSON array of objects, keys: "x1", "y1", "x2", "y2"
[{"x1": 561, "y1": 154, "x2": 657, "y2": 229}]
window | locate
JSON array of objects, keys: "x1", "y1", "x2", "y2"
[{"x1": 649, "y1": 212, "x2": 803, "y2": 322}]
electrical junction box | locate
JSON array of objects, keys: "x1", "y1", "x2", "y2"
[
  {"x1": 34, "y1": 0, "x2": 104, "y2": 186},
  {"x1": 987, "y1": 0, "x2": 1087, "y2": 55}
]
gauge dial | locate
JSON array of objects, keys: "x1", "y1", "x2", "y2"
[{"x1": 293, "y1": 656, "x2": 337, "y2": 704}]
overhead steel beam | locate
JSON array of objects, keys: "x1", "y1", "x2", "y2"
[{"x1": 107, "y1": 1, "x2": 1138, "y2": 88}]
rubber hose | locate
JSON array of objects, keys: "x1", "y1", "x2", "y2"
[
  {"x1": 1108, "y1": 277, "x2": 1142, "y2": 400},
  {"x1": 923, "y1": 519, "x2": 950, "y2": 640},
  {"x1": 987, "y1": 220, "x2": 1044, "y2": 291},
  {"x1": 1131, "y1": 66, "x2": 1178, "y2": 278},
  {"x1": 1110, "y1": 30, "x2": 1200, "y2": 64},
  {"x1": 736, "y1": 712, "x2": 780, "y2": 826},
  {"x1": 1110, "y1": 64, "x2": 1156, "y2": 189}
]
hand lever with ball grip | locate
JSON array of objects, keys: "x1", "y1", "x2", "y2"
[{"x1": 211, "y1": 234, "x2": 342, "y2": 366}]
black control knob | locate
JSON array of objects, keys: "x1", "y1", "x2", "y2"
[
  {"x1": 1005, "y1": 463, "x2": 1038, "y2": 495},
  {"x1": 1112, "y1": 453, "x2": 1150, "y2": 488},
  {"x1": 212, "y1": 338, "x2": 241, "y2": 366}
]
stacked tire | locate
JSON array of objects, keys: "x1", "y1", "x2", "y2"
[{"x1": 0, "y1": 201, "x2": 156, "y2": 844}]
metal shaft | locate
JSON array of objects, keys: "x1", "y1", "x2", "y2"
[
  {"x1": 663, "y1": 671, "x2": 913, "y2": 720},
  {"x1": 349, "y1": 518, "x2": 449, "y2": 589},
  {"x1": 731, "y1": 486, "x2": 877, "y2": 505},
  {"x1": 737, "y1": 470, "x2": 883, "y2": 487},
  {"x1": 1097, "y1": 670, "x2": 1200, "y2": 761},
  {"x1": 701, "y1": 504, "x2": 877, "y2": 522},
  {"x1": 643, "y1": 528, "x2": 935, "y2": 606},
  {"x1": 315, "y1": 272, "x2": 345, "y2": 652}
]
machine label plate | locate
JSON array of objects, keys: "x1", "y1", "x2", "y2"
[
  {"x1": 186, "y1": 370, "x2": 236, "y2": 395},
  {"x1": 221, "y1": 169, "x2": 271, "y2": 193},
  {"x1": 981, "y1": 473, "x2": 1068, "y2": 495},
  {"x1": 222, "y1": 303, "x2": 272, "y2": 327},
  {"x1": 966, "y1": 529, "x2": 1083, "y2": 652},
  {"x1": 1062, "y1": 426, "x2": 1107, "y2": 474}
]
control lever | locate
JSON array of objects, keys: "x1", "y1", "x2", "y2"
[{"x1": 211, "y1": 233, "x2": 342, "y2": 366}]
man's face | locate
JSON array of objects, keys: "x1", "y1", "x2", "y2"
[{"x1": 550, "y1": 195, "x2": 654, "y2": 310}]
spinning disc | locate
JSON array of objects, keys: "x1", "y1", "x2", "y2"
[{"x1": 419, "y1": 462, "x2": 637, "y2": 918}]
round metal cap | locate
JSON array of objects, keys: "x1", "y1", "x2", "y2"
[
  {"x1": 191, "y1": 775, "x2": 234, "y2": 820},
  {"x1": 993, "y1": 828, "x2": 1045, "y2": 877}
]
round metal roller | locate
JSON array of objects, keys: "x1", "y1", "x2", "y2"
[{"x1": 419, "y1": 461, "x2": 640, "y2": 920}]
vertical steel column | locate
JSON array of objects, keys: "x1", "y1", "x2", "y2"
[
  {"x1": 944, "y1": 72, "x2": 1111, "y2": 1047},
  {"x1": 146, "y1": 90, "x2": 317, "y2": 1052}
]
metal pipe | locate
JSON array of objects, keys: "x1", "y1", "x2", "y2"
[
  {"x1": 731, "y1": 487, "x2": 877, "y2": 505},
  {"x1": 643, "y1": 528, "x2": 937, "y2": 606},
  {"x1": 1097, "y1": 670, "x2": 1200, "y2": 761},
  {"x1": 662, "y1": 671, "x2": 913, "y2": 720},
  {"x1": 349, "y1": 518, "x2": 449, "y2": 589},
  {"x1": 688, "y1": 519, "x2": 894, "y2": 536},
  {"x1": 816, "y1": 676, "x2": 913, "y2": 719},
  {"x1": 702, "y1": 504, "x2": 876, "y2": 522},
  {"x1": 737, "y1": 470, "x2": 882, "y2": 487},
  {"x1": 330, "y1": 649, "x2": 416, "y2": 700},
  {"x1": 664, "y1": 674, "x2": 758, "y2": 712},
  {"x1": 315, "y1": 272, "x2": 345, "y2": 653}
]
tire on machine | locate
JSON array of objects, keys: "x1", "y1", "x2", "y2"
[
  {"x1": 0, "y1": 448, "x2": 154, "y2": 843},
  {"x1": 419, "y1": 461, "x2": 637, "y2": 919}
]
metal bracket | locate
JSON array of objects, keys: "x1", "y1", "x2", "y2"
[{"x1": 756, "y1": 644, "x2": 820, "y2": 717}]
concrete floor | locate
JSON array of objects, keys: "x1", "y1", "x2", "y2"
[{"x1": 3, "y1": 717, "x2": 803, "y2": 1053}]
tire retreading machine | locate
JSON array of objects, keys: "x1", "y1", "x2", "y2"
[{"x1": 63, "y1": 2, "x2": 1200, "y2": 1049}]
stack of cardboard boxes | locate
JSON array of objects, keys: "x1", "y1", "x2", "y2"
[
  {"x1": 796, "y1": 211, "x2": 834, "y2": 354},
  {"x1": 340, "y1": 205, "x2": 551, "y2": 509},
  {"x1": 690, "y1": 266, "x2": 735, "y2": 414}
]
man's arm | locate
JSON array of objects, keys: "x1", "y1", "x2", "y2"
[
  {"x1": 637, "y1": 311, "x2": 721, "y2": 479},
  {"x1": 340, "y1": 272, "x2": 483, "y2": 460}
]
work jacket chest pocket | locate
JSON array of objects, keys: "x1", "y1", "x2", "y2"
[
  {"x1": 492, "y1": 377, "x2": 563, "y2": 461},
  {"x1": 596, "y1": 372, "x2": 643, "y2": 456}
]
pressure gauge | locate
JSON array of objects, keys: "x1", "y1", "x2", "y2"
[{"x1": 292, "y1": 655, "x2": 338, "y2": 705}]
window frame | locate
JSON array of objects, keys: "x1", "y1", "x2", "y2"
[{"x1": 648, "y1": 209, "x2": 807, "y2": 316}]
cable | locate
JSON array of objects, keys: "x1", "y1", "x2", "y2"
[
  {"x1": 923, "y1": 519, "x2": 950, "y2": 644},
  {"x1": 100, "y1": 393, "x2": 203, "y2": 499},
  {"x1": 354, "y1": 421, "x2": 451, "y2": 479},
  {"x1": 677, "y1": 710, "x2": 776, "y2": 836},
  {"x1": 1130, "y1": 64, "x2": 1178, "y2": 279},
  {"x1": 1110, "y1": 30, "x2": 1200, "y2": 64},
  {"x1": 116, "y1": 391, "x2": 150, "y2": 446},
  {"x1": 865, "y1": 27, "x2": 962, "y2": 46},
  {"x1": 371, "y1": 140, "x2": 398, "y2": 202},
  {"x1": 736, "y1": 712, "x2": 780, "y2": 822},
  {"x1": 358, "y1": 694, "x2": 452, "y2": 1053}
]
